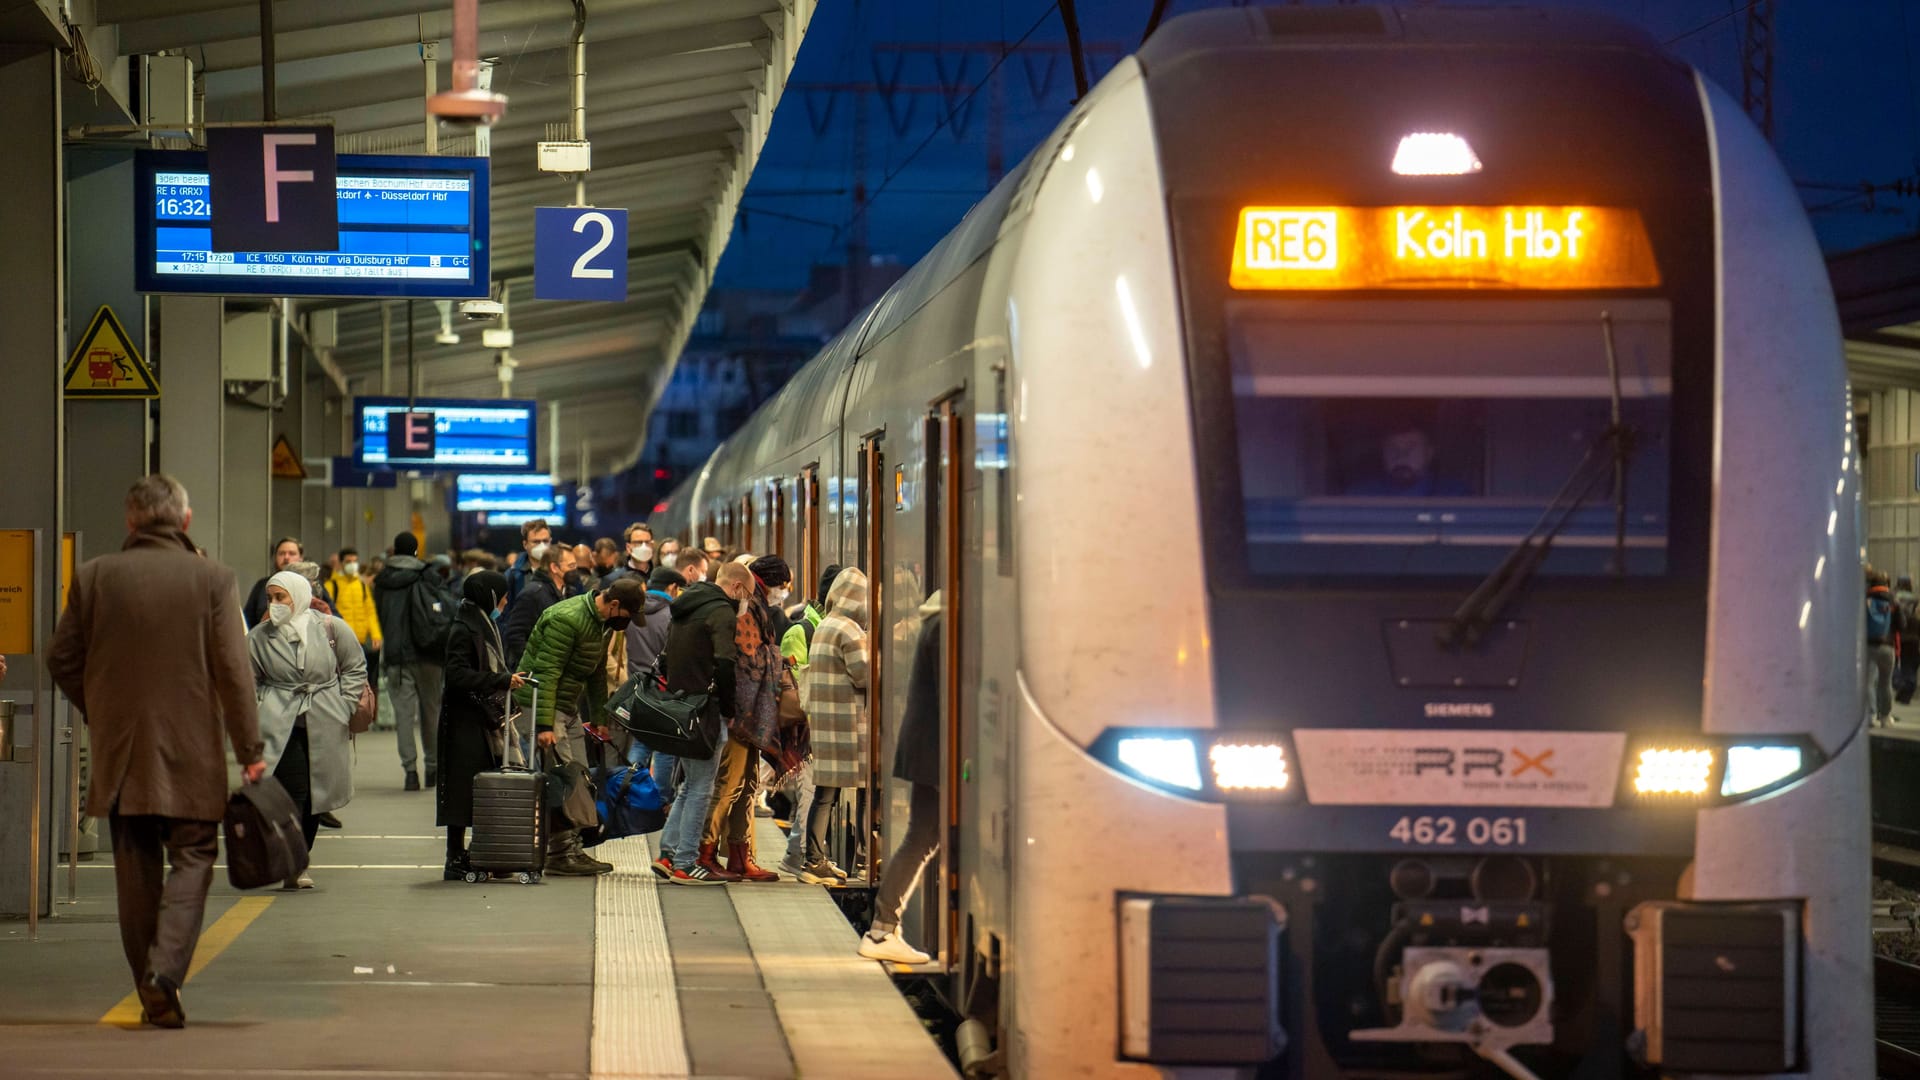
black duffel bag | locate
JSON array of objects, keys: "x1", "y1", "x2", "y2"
[
  {"x1": 223, "y1": 775, "x2": 310, "y2": 890},
  {"x1": 606, "y1": 663, "x2": 720, "y2": 760}
]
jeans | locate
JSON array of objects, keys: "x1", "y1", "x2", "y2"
[
  {"x1": 627, "y1": 742, "x2": 680, "y2": 805},
  {"x1": 872, "y1": 783, "x2": 942, "y2": 937},
  {"x1": 109, "y1": 813, "x2": 218, "y2": 989},
  {"x1": 664, "y1": 732, "x2": 727, "y2": 871},
  {"x1": 783, "y1": 759, "x2": 817, "y2": 867},
  {"x1": 390, "y1": 660, "x2": 442, "y2": 774},
  {"x1": 1872, "y1": 643, "x2": 1898, "y2": 722}
]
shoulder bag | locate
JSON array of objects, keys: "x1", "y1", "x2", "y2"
[
  {"x1": 606, "y1": 654, "x2": 719, "y2": 759},
  {"x1": 321, "y1": 618, "x2": 378, "y2": 735}
]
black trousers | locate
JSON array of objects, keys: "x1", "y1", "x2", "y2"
[
  {"x1": 273, "y1": 723, "x2": 323, "y2": 852},
  {"x1": 803, "y1": 786, "x2": 868, "y2": 867},
  {"x1": 108, "y1": 813, "x2": 218, "y2": 989},
  {"x1": 364, "y1": 645, "x2": 382, "y2": 692}
]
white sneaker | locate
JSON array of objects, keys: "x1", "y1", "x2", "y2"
[
  {"x1": 858, "y1": 932, "x2": 930, "y2": 965},
  {"x1": 295, "y1": 871, "x2": 315, "y2": 889}
]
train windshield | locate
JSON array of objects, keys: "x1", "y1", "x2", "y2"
[{"x1": 1227, "y1": 299, "x2": 1672, "y2": 579}]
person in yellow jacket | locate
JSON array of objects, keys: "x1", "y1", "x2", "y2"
[{"x1": 328, "y1": 547, "x2": 383, "y2": 691}]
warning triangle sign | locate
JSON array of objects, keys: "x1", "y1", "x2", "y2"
[
  {"x1": 63, "y1": 306, "x2": 159, "y2": 399},
  {"x1": 271, "y1": 436, "x2": 308, "y2": 479}
]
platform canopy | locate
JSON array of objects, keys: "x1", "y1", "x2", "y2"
[
  {"x1": 1832, "y1": 233, "x2": 1920, "y2": 391},
  {"x1": 90, "y1": 0, "x2": 815, "y2": 479}
]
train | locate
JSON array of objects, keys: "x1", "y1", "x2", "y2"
[{"x1": 652, "y1": 7, "x2": 1868, "y2": 1077}]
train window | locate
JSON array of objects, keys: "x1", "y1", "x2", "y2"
[{"x1": 1226, "y1": 299, "x2": 1673, "y2": 578}]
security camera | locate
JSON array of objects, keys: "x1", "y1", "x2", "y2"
[{"x1": 460, "y1": 299, "x2": 504, "y2": 321}]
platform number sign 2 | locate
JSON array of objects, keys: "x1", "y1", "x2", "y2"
[{"x1": 534, "y1": 206, "x2": 628, "y2": 302}]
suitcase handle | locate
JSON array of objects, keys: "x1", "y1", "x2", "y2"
[{"x1": 506, "y1": 676, "x2": 539, "y2": 770}]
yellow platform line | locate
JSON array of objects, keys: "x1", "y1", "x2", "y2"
[{"x1": 98, "y1": 895, "x2": 275, "y2": 1027}]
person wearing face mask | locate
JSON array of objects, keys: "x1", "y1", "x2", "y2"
[
  {"x1": 504, "y1": 519, "x2": 553, "y2": 605},
  {"x1": 513, "y1": 576, "x2": 645, "y2": 875},
  {"x1": 328, "y1": 547, "x2": 383, "y2": 699},
  {"x1": 603, "y1": 522, "x2": 656, "y2": 587},
  {"x1": 749, "y1": 555, "x2": 795, "y2": 648},
  {"x1": 243, "y1": 537, "x2": 306, "y2": 628},
  {"x1": 698, "y1": 562, "x2": 785, "y2": 883},
  {"x1": 502, "y1": 544, "x2": 572, "y2": 670},
  {"x1": 657, "y1": 537, "x2": 683, "y2": 570},
  {"x1": 436, "y1": 571, "x2": 528, "y2": 880},
  {"x1": 655, "y1": 555, "x2": 742, "y2": 884},
  {"x1": 592, "y1": 537, "x2": 622, "y2": 579},
  {"x1": 247, "y1": 571, "x2": 368, "y2": 890},
  {"x1": 675, "y1": 547, "x2": 710, "y2": 586}
]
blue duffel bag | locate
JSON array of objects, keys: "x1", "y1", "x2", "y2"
[{"x1": 588, "y1": 763, "x2": 667, "y2": 843}]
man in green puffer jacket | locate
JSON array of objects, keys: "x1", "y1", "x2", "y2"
[{"x1": 513, "y1": 576, "x2": 647, "y2": 875}]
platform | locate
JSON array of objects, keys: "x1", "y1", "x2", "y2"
[{"x1": 0, "y1": 772, "x2": 954, "y2": 1079}]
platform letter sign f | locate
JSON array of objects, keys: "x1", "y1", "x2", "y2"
[{"x1": 208, "y1": 125, "x2": 339, "y2": 253}]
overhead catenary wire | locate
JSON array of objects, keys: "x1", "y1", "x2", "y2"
[
  {"x1": 825, "y1": 1, "x2": 1061, "y2": 253},
  {"x1": 1664, "y1": 0, "x2": 1766, "y2": 46}
]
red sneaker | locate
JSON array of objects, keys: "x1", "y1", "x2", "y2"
[
  {"x1": 670, "y1": 864, "x2": 724, "y2": 886},
  {"x1": 650, "y1": 854, "x2": 672, "y2": 880}
]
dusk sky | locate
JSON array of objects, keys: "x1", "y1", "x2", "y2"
[{"x1": 712, "y1": 0, "x2": 1920, "y2": 293}]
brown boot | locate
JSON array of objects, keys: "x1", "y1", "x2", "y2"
[
  {"x1": 696, "y1": 841, "x2": 742, "y2": 882},
  {"x1": 728, "y1": 841, "x2": 780, "y2": 882}
]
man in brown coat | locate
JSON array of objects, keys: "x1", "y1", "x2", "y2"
[{"x1": 48, "y1": 474, "x2": 265, "y2": 1029}]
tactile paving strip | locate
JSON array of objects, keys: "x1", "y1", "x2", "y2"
[
  {"x1": 592, "y1": 837, "x2": 693, "y2": 1079},
  {"x1": 729, "y1": 878, "x2": 958, "y2": 1078}
]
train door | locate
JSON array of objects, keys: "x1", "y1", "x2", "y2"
[
  {"x1": 740, "y1": 493, "x2": 753, "y2": 554},
  {"x1": 771, "y1": 480, "x2": 787, "y2": 561},
  {"x1": 833, "y1": 432, "x2": 887, "y2": 884},
  {"x1": 900, "y1": 393, "x2": 965, "y2": 967},
  {"x1": 800, "y1": 465, "x2": 821, "y2": 604}
]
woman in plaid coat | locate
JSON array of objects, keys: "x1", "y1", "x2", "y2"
[{"x1": 800, "y1": 567, "x2": 869, "y2": 879}]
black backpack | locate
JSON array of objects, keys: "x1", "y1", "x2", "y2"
[{"x1": 407, "y1": 577, "x2": 456, "y2": 662}]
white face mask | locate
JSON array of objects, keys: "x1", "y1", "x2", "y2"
[
  {"x1": 660, "y1": 552, "x2": 678, "y2": 569},
  {"x1": 632, "y1": 542, "x2": 653, "y2": 562},
  {"x1": 528, "y1": 542, "x2": 550, "y2": 561},
  {"x1": 268, "y1": 603, "x2": 293, "y2": 625},
  {"x1": 767, "y1": 587, "x2": 790, "y2": 608},
  {"x1": 687, "y1": 570, "x2": 706, "y2": 585},
  {"x1": 342, "y1": 561, "x2": 360, "y2": 578}
]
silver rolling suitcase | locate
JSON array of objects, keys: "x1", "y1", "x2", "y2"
[{"x1": 466, "y1": 677, "x2": 545, "y2": 884}]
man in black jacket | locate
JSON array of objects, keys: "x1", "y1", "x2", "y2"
[
  {"x1": 374, "y1": 532, "x2": 452, "y2": 791},
  {"x1": 656, "y1": 572, "x2": 742, "y2": 885},
  {"x1": 502, "y1": 545, "x2": 570, "y2": 669}
]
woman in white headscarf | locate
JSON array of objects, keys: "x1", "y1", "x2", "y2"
[{"x1": 248, "y1": 569, "x2": 367, "y2": 889}]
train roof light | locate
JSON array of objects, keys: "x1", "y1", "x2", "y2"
[{"x1": 1392, "y1": 132, "x2": 1482, "y2": 176}]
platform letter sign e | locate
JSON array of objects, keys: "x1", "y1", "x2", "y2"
[
  {"x1": 207, "y1": 125, "x2": 339, "y2": 253},
  {"x1": 386, "y1": 410, "x2": 437, "y2": 464}
]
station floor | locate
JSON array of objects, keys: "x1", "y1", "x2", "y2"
[{"x1": 0, "y1": 769, "x2": 956, "y2": 1079}]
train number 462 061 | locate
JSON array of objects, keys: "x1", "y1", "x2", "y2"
[{"x1": 1388, "y1": 815, "x2": 1528, "y2": 847}]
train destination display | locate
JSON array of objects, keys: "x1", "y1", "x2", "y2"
[
  {"x1": 135, "y1": 151, "x2": 491, "y2": 299},
  {"x1": 355, "y1": 397, "x2": 536, "y2": 472}
]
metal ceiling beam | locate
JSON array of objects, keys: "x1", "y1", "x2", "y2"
[{"x1": 190, "y1": 4, "x2": 773, "y2": 74}]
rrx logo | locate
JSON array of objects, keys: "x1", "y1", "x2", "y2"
[{"x1": 1411, "y1": 747, "x2": 1556, "y2": 779}]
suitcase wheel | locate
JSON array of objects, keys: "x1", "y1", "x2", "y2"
[
  {"x1": 464, "y1": 871, "x2": 484, "y2": 884},
  {"x1": 519, "y1": 871, "x2": 540, "y2": 885}
]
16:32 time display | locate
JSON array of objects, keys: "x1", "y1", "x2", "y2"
[{"x1": 156, "y1": 196, "x2": 210, "y2": 218}]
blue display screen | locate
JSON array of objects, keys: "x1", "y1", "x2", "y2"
[
  {"x1": 136, "y1": 151, "x2": 490, "y2": 299},
  {"x1": 455, "y1": 473, "x2": 556, "y2": 512},
  {"x1": 485, "y1": 495, "x2": 569, "y2": 528},
  {"x1": 355, "y1": 397, "x2": 536, "y2": 473}
]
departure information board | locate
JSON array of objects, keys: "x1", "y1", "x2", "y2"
[
  {"x1": 355, "y1": 397, "x2": 536, "y2": 472},
  {"x1": 455, "y1": 473, "x2": 556, "y2": 512},
  {"x1": 134, "y1": 151, "x2": 491, "y2": 299}
]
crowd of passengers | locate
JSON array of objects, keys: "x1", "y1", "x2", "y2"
[{"x1": 238, "y1": 510, "x2": 939, "y2": 966}]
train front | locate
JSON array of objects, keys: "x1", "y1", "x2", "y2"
[{"x1": 1006, "y1": 7, "x2": 1867, "y2": 1078}]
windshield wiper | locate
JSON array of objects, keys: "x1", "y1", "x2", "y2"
[{"x1": 1436, "y1": 313, "x2": 1637, "y2": 649}]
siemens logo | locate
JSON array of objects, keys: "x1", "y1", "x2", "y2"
[{"x1": 1424, "y1": 703, "x2": 1495, "y2": 718}]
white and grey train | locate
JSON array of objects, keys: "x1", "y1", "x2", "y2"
[{"x1": 654, "y1": 7, "x2": 1868, "y2": 1077}]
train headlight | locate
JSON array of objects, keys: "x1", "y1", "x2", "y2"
[
  {"x1": 1721, "y1": 744, "x2": 1806, "y2": 798},
  {"x1": 1209, "y1": 741, "x2": 1290, "y2": 792},
  {"x1": 1632, "y1": 747, "x2": 1715, "y2": 797},
  {"x1": 1114, "y1": 735, "x2": 1204, "y2": 793}
]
